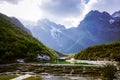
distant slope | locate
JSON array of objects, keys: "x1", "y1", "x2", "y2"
[
  {"x1": 0, "y1": 13, "x2": 58, "y2": 63},
  {"x1": 74, "y1": 42, "x2": 120, "y2": 61}
]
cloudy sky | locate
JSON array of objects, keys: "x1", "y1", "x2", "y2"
[{"x1": 0, "y1": 0, "x2": 120, "y2": 28}]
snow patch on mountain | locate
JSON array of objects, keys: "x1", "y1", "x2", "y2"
[
  {"x1": 50, "y1": 27, "x2": 62, "y2": 38},
  {"x1": 109, "y1": 19, "x2": 115, "y2": 24}
]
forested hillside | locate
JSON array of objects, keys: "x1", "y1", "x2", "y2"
[
  {"x1": 75, "y1": 42, "x2": 120, "y2": 61},
  {"x1": 0, "y1": 13, "x2": 58, "y2": 63}
]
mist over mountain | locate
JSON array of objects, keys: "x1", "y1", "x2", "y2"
[{"x1": 28, "y1": 10, "x2": 120, "y2": 54}]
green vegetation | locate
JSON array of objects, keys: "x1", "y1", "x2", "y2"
[
  {"x1": 0, "y1": 75, "x2": 17, "y2": 80},
  {"x1": 0, "y1": 13, "x2": 58, "y2": 63},
  {"x1": 75, "y1": 62, "x2": 93, "y2": 65},
  {"x1": 101, "y1": 64, "x2": 117, "y2": 80},
  {"x1": 23, "y1": 76, "x2": 42, "y2": 80},
  {"x1": 75, "y1": 42, "x2": 120, "y2": 61}
]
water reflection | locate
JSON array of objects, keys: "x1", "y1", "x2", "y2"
[{"x1": 42, "y1": 75, "x2": 87, "y2": 80}]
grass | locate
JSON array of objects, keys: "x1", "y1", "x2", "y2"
[
  {"x1": 23, "y1": 76, "x2": 42, "y2": 80},
  {"x1": 0, "y1": 75, "x2": 18, "y2": 80}
]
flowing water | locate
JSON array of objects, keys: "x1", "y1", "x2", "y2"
[{"x1": 42, "y1": 75, "x2": 88, "y2": 80}]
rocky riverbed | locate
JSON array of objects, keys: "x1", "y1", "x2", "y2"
[{"x1": 0, "y1": 63, "x2": 120, "y2": 80}]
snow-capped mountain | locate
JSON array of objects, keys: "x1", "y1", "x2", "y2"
[
  {"x1": 29, "y1": 10, "x2": 120, "y2": 54},
  {"x1": 30, "y1": 19, "x2": 66, "y2": 51}
]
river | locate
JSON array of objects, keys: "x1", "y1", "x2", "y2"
[{"x1": 42, "y1": 75, "x2": 89, "y2": 80}]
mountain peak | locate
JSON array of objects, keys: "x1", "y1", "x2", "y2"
[
  {"x1": 37, "y1": 19, "x2": 66, "y2": 30},
  {"x1": 84, "y1": 10, "x2": 111, "y2": 20}
]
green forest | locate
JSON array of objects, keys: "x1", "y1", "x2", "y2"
[
  {"x1": 0, "y1": 13, "x2": 58, "y2": 63},
  {"x1": 75, "y1": 42, "x2": 120, "y2": 61}
]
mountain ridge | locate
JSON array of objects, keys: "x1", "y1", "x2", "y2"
[{"x1": 25, "y1": 10, "x2": 120, "y2": 54}]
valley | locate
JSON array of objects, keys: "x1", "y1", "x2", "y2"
[{"x1": 0, "y1": 6, "x2": 120, "y2": 80}]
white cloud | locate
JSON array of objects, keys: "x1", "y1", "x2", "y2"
[
  {"x1": 92, "y1": 0, "x2": 120, "y2": 14},
  {"x1": 40, "y1": 0, "x2": 82, "y2": 17},
  {"x1": 0, "y1": 0, "x2": 22, "y2": 4},
  {"x1": 0, "y1": 0, "x2": 43, "y2": 22},
  {"x1": 69, "y1": 0, "x2": 120, "y2": 28},
  {"x1": 49, "y1": 0, "x2": 98, "y2": 28},
  {"x1": 70, "y1": 0, "x2": 98, "y2": 28},
  {"x1": 0, "y1": 0, "x2": 120, "y2": 28}
]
